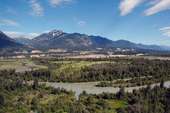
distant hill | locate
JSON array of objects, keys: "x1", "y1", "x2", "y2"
[
  {"x1": 30, "y1": 30, "x2": 170, "y2": 52},
  {"x1": 112, "y1": 40, "x2": 165, "y2": 51},
  {"x1": 0, "y1": 31, "x2": 22, "y2": 48},
  {"x1": 14, "y1": 37, "x2": 32, "y2": 46},
  {"x1": 0, "y1": 31, "x2": 29, "y2": 54}
]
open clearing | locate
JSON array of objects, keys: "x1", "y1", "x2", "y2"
[{"x1": 0, "y1": 59, "x2": 47, "y2": 72}]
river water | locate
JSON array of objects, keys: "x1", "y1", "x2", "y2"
[{"x1": 46, "y1": 81, "x2": 170, "y2": 98}]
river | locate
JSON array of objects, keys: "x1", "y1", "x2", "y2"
[{"x1": 46, "y1": 81, "x2": 170, "y2": 98}]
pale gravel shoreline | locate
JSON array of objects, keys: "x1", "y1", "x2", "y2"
[{"x1": 44, "y1": 81, "x2": 170, "y2": 98}]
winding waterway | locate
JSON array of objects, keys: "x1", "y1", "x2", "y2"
[{"x1": 46, "y1": 81, "x2": 170, "y2": 98}]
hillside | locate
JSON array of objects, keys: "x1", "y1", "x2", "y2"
[
  {"x1": 0, "y1": 31, "x2": 29, "y2": 54},
  {"x1": 0, "y1": 31, "x2": 22, "y2": 48}
]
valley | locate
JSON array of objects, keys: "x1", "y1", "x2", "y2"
[
  {"x1": 1, "y1": 21, "x2": 170, "y2": 113},
  {"x1": 1, "y1": 0, "x2": 170, "y2": 112},
  {"x1": 1, "y1": 57, "x2": 170, "y2": 113}
]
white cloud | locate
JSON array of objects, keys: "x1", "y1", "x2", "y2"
[
  {"x1": 148, "y1": 0, "x2": 160, "y2": 5},
  {"x1": 29, "y1": 0, "x2": 44, "y2": 16},
  {"x1": 77, "y1": 21, "x2": 86, "y2": 27},
  {"x1": 73, "y1": 17, "x2": 86, "y2": 27},
  {"x1": 144, "y1": 0, "x2": 170, "y2": 16},
  {"x1": 160, "y1": 26, "x2": 170, "y2": 37},
  {"x1": 49, "y1": 0, "x2": 72, "y2": 7},
  {"x1": 4, "y1": 31, "x2": 39, "y2": 39},
  {"x1": 119, "y1": 0, "x2": 145, "y2": 16},
  {"x1": 0, "y1": 19, "x2": 19, "y2": 26}
]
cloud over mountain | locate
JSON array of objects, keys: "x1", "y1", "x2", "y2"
[
  {"x1": 144, "y1": 0, "x2": 170, "y2": 16},
  {"x1": 160, "y1": 26, "x2": 170, "y2": 37},
  {"x1": 4, "y1": 31, "x2": 39, "y2": 39},
  {"x1": 49, "y1": 0, "x2": 72, "y2": 7},
  {"x1": 119, "y1": 0, "x2": 170, "y2": 16},
  {"x1": 119, "y1": 0, "x2": 144, "y2": 16},
  {"x1": 29, "y1": 0, "x2": 44, "y2": 16},
  {"x1": 0, "y1": 19, "x2": 19, "y2": 27}
]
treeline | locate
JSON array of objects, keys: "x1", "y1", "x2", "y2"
[
  {"x1": 2, "y1": 58, "x2": 170, "y2": 83},
  {"x1": 56, "y1": 59, "x2": 170, "y2": 82},
  {"x1": 30, "y1": 58, "x2": 170, "y2": 82},
  {"x1": 81, "y1": 59, "x2": 170, "y2": 81},
  {"x1": 0, "y1": 69, "x2": 52, "y2": 82}
]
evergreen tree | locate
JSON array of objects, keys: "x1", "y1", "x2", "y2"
[
  {"x1": 117, "y1": 87, "x2": 125, "y2": 99},
  {"x1": 0, "y1": 94, "x2": 5, "y2": 107},
  {"x1": 32, "y1": 79, "x2": 39, "y2": 90}
]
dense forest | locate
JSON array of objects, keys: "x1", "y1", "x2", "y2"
[
  {"x1": 1, "y1": 58, "x2": 170, "y2": 113},
  {"x1": 23, "y1": 58, "x2": 170, "y2": 84},
  {"x1": 0, "y1": 69, "x2": 170, "y2": 113},
  {"x1": 1, "y1": 58, "x2": 169, "y2": 86}
]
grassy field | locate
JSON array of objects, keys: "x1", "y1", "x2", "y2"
[
  {"x1": 0, "y1": 59, "x2": 47, "y2": 72},
  {"x1": 50, "y1": 60, "x2": 113, "y2": 79}
]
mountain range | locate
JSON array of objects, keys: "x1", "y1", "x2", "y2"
[
  {"x1": 30, "y1": 30, "x2": 116, "y2": 51},
  {"x1": 0, "y1": 30, "x2": 170, "y2": 53}
]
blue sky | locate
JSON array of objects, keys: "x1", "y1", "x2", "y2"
[{"x1": 0, "y1": 0, "x2": 170, "y2": 46}]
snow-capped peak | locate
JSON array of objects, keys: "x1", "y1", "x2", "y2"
[{"x1": 49, "y1": 30, "x2": 64, "y2": 37}]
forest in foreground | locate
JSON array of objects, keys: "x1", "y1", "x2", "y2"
[
  {"x1": 0, "y1": 58, "x2": 170, "y2": 113},
  {"x1": 0, "y1": 69, "x2": 170, "y2": 113}
]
